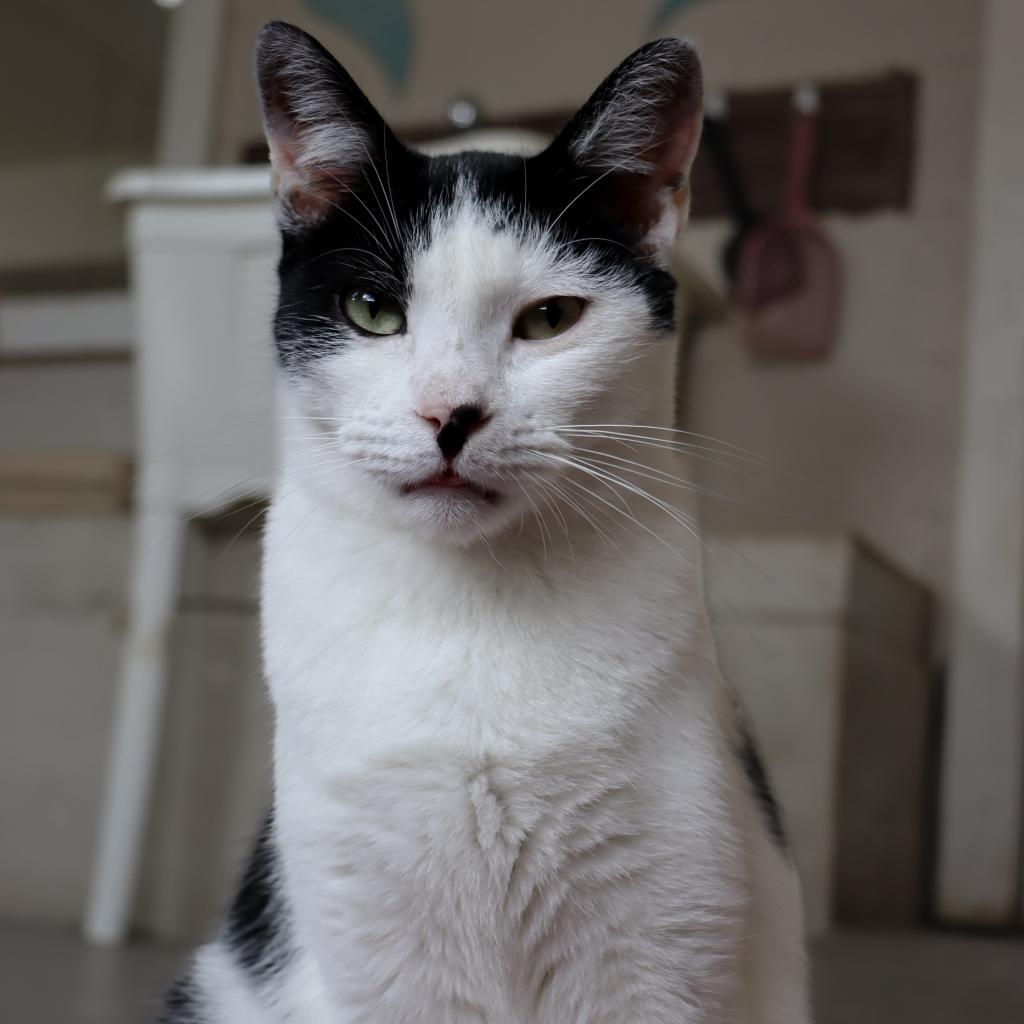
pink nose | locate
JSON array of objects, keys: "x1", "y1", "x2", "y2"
[{"x1": 417, "y1": 403, "x2": 455, "y2": 432}]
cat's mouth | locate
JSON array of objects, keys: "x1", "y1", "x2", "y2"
[{"x1": 400, "y1": 470, "x2": 499, "y2": 503}]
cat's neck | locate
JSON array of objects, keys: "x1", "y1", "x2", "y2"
[
  {"x1": 266, "y1": 447, "x2": 711, "y2": 705},
  {"x1": 263, "y1": 471, "x2": 712, "y2": 752}
]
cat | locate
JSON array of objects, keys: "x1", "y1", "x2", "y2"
[{"x1": 155, "y1": 20, "x2": 809, "y2": 1024}]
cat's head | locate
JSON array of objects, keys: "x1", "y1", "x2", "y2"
[{"x1": 256, "y1": 21, "x2": 702, "y2": 543}]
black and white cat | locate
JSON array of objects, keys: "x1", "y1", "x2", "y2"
[{"x1": 156, "y1": 21, "x2": 809, "y2": 1023}]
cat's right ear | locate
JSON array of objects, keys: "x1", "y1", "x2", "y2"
[{"x1": 255, "y1": 21, "x2": 399, "y2": 230}]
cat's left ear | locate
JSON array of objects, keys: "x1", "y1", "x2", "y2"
[
  {"x1": 255, "y1": 21, "x2": 405, "y2": 231},
  {"x1": 549, "y1": 38, "x2": 703, "y2": 251}
]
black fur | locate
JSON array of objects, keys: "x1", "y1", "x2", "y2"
[
  {"x1": 270, "y1": 147, "x2": 679, "y2": 372},
  {"x1": 222, "y1": 809, "x2": 291, "y2": 978},
  {"x1": 152, "y1": 974, "x2": 204, "y2": 1024},
  {"x1": 737, "y1": 718, "x2": 788, "y2": 849},
  {"x1": 153, "y1": 813, "x2": 288, "y2": 1021},
  {"x1": 256, "y1": 22, "x2": 696, "y2": 372},
  {"x1": 436, "y1": 404, "x2": 485, "y2": 459}
]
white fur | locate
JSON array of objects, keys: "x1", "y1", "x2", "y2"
[{"x1": 193, "y1": 184, "x2": 809, "y2": 1022}]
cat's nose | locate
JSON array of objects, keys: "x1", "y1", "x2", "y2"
[{"x1": 417, "y1": 403, "x2": 489, "y2": 460}]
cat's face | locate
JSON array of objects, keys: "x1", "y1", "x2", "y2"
[{"x1": 257, "y1": 22, "x2": 702, "y2": 543}]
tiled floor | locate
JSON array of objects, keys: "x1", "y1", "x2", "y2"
[{"x1": 2, "y1": 924, "x2": 1022, "y2": 1022}]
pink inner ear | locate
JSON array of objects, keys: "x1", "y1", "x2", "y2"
[
  {"x1": 267, "y1": 118, "x2": 352, "y2": 224},
  {"x1": 264, "y1": 99, "x2": 341, "y2": 223},
  {"x1": 290, "y1": 186, "x2": 334, "y2": 221},
  {"x1": 624, "y1": 107, "x2": 703, "y2": 231},
  {"x1": 285, "y1": 164, "x2": 353, "y2": 223},
  {"x1": 651, "y1": 102, "x2": 703, "y2": 191}
]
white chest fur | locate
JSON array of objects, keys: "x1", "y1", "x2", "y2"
[{"x1": 261, "y1": 482, "x2": 753, "y2": 1022}]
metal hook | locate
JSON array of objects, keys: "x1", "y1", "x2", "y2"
[
  {"x1": 793, "y1": 83, "x2": 821, "y2": 115},
  {"x1": 446, "y1": 98, "x2": 479, "y2": 131},
  {"x1": 704, "y1": 89, "x2": 728, "y2": 121}
]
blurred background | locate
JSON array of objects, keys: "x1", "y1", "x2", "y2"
[{"x1": 1, "y1": 0, "x2": 1023, "y2": 1021}]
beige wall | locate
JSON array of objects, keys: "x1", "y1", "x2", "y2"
[
  {"x1": 0, "y1": 0, "x2": 164, "y2": 274},
  {"x1": 682, "y1": 0, "x2": 981, "y2": 601},
  {"x1": 938, "y1": 0, "x2": 1024, "y2": 926},
  {"x1": 217, "y1": 0, "x2": 713, "y2": 159}
]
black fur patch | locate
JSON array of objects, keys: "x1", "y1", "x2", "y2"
[
  {"x1": 223, "y1": 809, "x2": 291, "y2": 978},
  {"x1": 271, "y1": 147, "x2": 677, "y2": 372},
  {"x1": 152, "y1": 973, "x2": 204, "y2": 1023},
  {"x1": 737, "y1": 719, "x2": 788, "y2": 849}
]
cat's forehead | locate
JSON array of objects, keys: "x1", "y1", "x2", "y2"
[
  {"x1": 277, "y1": 147, "x2": 677, "y2": 342},
  {"x1": 410, "y1": 171, "x2": 602, "y2": 313}
]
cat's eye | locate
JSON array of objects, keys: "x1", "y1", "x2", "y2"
[
  {"x1": 341, "y1": 288, "x2": 406, "y2": 336},
  {"x1": 513, "y1": 296, "x2": 585, "y2": 341}
]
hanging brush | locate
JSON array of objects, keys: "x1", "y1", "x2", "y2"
[{"x1": 737, "y1": 84, "x2": 844, "y2": 359}]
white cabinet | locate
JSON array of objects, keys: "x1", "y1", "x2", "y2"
[
  {"x1": 706, "y1": 534, "x2": 935, "y2": 933},
  {"x1": 86, "y1": 168, "x2": 280, "y2": 945}
]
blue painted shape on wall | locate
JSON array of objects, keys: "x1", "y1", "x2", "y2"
[
  {"x1": 304, "y1": 0, "x2": 413, "y2": 87},
  {"x1": 651, "y1": 0, "x2": 710, "y2": 30}
]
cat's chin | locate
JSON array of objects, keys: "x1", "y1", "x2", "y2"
[
  {"x1": 395, "y1": 481, "x2": 512, "y2": 545},
  {"x1": 399, "y1": 469, "x2": 500, "y2": 504}
]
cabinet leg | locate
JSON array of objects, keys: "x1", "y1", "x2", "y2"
[{"x1": 84, "y1": 507, "x2": 186, "y2": 946}]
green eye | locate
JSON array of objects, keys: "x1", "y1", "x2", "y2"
[
  {"x1": 342, "y1": 288, "x2": 405, "y2": 336},
  {"x1": 513, "y1": 296, "x2": 585, "y2": 341}
]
